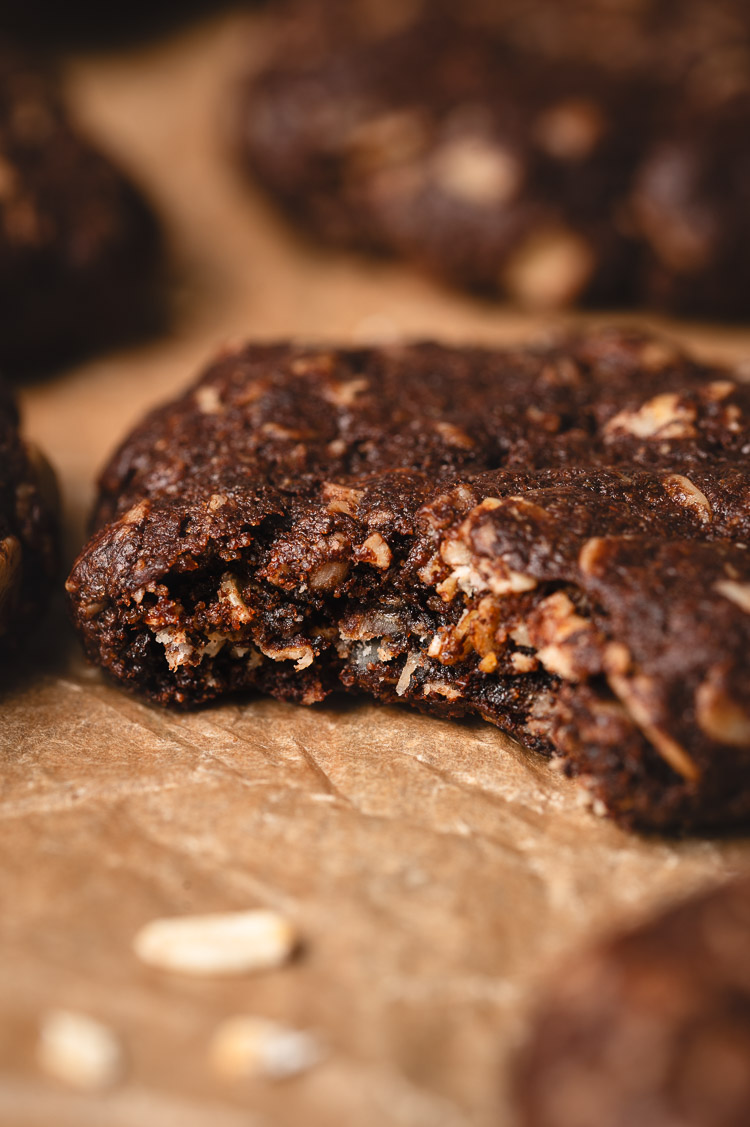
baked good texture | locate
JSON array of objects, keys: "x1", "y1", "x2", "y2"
[
  {"x1": 238, "y1": 0, "x2": 750, "y2": 318},
  {"x1": 66, "y1": 329, "x2": 750, "y2": 832},
  {"x1": 0, "y1": 45, "x2": 161, "y2": 375},
  {"x1": 516, "y1": 876, "x2": 750, "y2": 1127},
  {"x1": 0, "y1": 382, "x2": 58, "y2": 649}
]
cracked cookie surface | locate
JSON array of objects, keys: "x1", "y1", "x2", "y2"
[{"x1": 67, "y1": 329, "x2": 750, "y2": 831}]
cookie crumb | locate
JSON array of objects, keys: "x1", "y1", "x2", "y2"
[
  {"x1": 37, "y1": 1010, "x2": 124, "y2": 1091},
  {"x1": 209, "y1": 1016, "x2": 325, "y2": 1080}
]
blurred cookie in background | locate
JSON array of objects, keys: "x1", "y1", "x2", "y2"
[
  {"x1": 0, "y1": 44, "x2": 162, "y2": 376},
  {"x1": 517, "y1": 876, "x2": 750, "y2": 1127},
  {"x1": 0, "y1": 381, "x2": 58, "y2": 654},
  {"x1": 237, "y1": 0, "x2": 750, "y2": 319}
]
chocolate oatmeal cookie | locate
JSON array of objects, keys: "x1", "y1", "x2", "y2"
[
  {"x1": 0, "y1": 45, "x2": 161, "y2": 375},
  {"x1": 66, "y1": 329, "x2": 750, "y2": 832},
  {"x1": 238, "y1": 0, "x2": 750, "y2": 318},
  {"x1": 517, "y1": 876, "x2": 750, "y2": 1127},
  {"x1": 0, "y1": 383, "x2": 58, "y2": 648}
]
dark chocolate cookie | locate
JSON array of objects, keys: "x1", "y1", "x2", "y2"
[
  {"x1": 238, "y1": 0, "x2": 750, "y2": 318},
  {"x1": 0, "y1": 45, "x2": 161, "y2": 375},
  {"x1": 516, "y1": 876, "x2": 750, "y2": 1127},
  {"x1": 0, "y1": 382, "x2": 58, "y2": 648},
  {"x1": 66, "y1": 329, "x2": 750, "y2": 832}
]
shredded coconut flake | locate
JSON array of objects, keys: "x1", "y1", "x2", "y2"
[{"x1": 396, "y1": 652, "x2": 421, "y2": 696}]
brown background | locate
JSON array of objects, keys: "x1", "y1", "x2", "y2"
[{"x1": 3, "y1": 9, "x2": 750, "y2": 1126}]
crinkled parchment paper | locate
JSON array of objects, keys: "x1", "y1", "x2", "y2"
[{"x1": 3, "y1": 11, "x2": 750, "y2": 1126}]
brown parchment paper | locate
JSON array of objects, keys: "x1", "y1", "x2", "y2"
[{"x1": 3, "y1": 10, "x2": 750, "y2": 1126}]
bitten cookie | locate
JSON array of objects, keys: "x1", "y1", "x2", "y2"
[
  {"x1": 238, "y1": 0, "x2": 750, "y2": 318},
  {"x1": 0, "y1": 382, "x2": 58, "y2": 647},
  {"x1": 66, "y1": 329, "x2": 750, "y2": 832},
  {"x1": 516, "y1": 876, "x2": 750, "y2": 1127},
  {"x1": 0, "y1": 45, "x2": 161, "y2": 374}
]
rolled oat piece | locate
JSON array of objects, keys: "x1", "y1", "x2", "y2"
[
  {"x1": 66, "y1": 329, "x2": 750, "y2": 831},
  {"x1": 516, "y1": 876, "x2": 750, "y2": 1127},
  {"x1": 0, "y1": 382, "x2": 58, "y2": 648}
]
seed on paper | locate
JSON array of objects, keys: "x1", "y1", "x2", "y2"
[
  {"x1": 133, "y1": 909, "x2": 296, "y2": 976},
  {"x1": 37, "y1": 1010, "x2": 124, "y2": 1091},
  {"x1": 209, "y1": 1016, "x2": 325, "y2": 1080}
]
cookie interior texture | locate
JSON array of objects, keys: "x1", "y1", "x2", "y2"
[
  {"x1": 0, "y1": 44, "x2": 162, "y2": 375},
  {"x1": 516, "y1": 876, "x2": 750, "y2": 1127},
  {"x1": 238, "y1": 0, "x2": 750, "y2": 319},
  {"x1": 66, "y1": 330, "x2": 750, "y2": 832},
  {"x1": 0, "y1": 382, "x2": 58, "y2": 647}
]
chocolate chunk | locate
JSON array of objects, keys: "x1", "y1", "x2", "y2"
[
  {"x1": 516, "y1": 876, "x2": 750, "y2": 1127},
  {"x1": 237, "y1": 0, "x2": 750, "y2": 319},
  {"x1": 0, "y1": 382, "x2": 58, "y2": 648},
  {"x1": 66, "y1": 329, "x2": 750, "y2": 832},
  {"x1": 0, "y1": 44, "x2": 161, "y2": 375}
]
